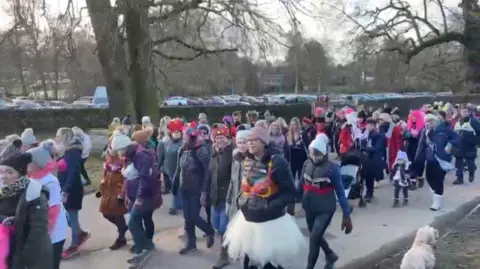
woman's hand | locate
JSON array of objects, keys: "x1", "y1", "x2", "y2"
[
  {"x1": 341, "y1": 216, "x2": 353, "y2": 234},
  {"x1": 61, "y1": 192, "x2": 69, "y2": 203}
]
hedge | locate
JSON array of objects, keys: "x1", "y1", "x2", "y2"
[
  {"x1": 2, "y1": 94, "x2": 480, "y2": 134},
  {"x1": 0, "y1": 104, "x2": 313, "y2": 133}
]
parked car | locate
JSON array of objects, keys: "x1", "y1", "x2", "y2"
[
  {"x1": 240, "y1": 96, "x2": 263, "y2": 104},
  {"x1": 77, "y1": 96, "x2": 94, "y2": 103},
  {"x1": 64, "y1": 103, "x2": 92, "y2": 109},
  {"x1": 264, "y1": 95, "x2": 287, "y2": 105},
  {"x1": 211, "y1": 96, "x2": 228, "y2": 105},
  {"x1": 49, "y1": 101, "x2": 68, "y2": 108},
  {"x1": 17, "y1": 102, "x2": 43, "y2": 110},
  {"x1": 163, "y1": 96, "x2": 189, "y2": 106}
]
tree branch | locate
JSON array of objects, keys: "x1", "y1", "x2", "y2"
[{"x1": 147, "y1": 0, "x2": 203, "y2": 22}]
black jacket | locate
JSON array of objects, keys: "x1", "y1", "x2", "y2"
[{"x1": 239, "y1": 146, "x2": 296, "y2": 223}]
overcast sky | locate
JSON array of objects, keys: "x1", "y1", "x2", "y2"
[{"x1": 0, "y1": 0, "x2": 462, "y2": 63}]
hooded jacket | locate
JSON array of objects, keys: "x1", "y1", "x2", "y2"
[
  {"x1": 415, "y1": 121, "x2": 460, "y2": 163},
  {"x1": 0, "y1": 180, "x2": 52, "y2": 269}
]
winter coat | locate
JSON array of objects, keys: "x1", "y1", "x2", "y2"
[
  {"x1": 238, "y1": 145, "x2": 296, "y2": 223},
  {"x1": 415, "y1": 122, "x2": 460, "y2": 163},
  {"x1": 453, "y1": 116, "x2": 480, "y2": 158},
  {"x1": 226, "y1": 149, "x2": 244, "y2": 220},
  {"x1": 0, "y1": 180, "x2": 52, "y2": 269},
  {"x1": 208, "y1": 143, "x2": 234, "y2": 206},
  {"x1": 173, "y1": 142, "x2": 211, "y2": 196},
  {"x1": 123, "y1": 145, "x2": 162, "y2": 210},
  {"x1": 388, "y1": 123, "x2": 404, "y2": 170},
  {"x1": 57, "y1": 140, "x2": 84, "y2": 210},
  {"x1": 99, "y1": 151, "x2": 128, "y2": 216},
  {"x1": 157, "y1": 138, "x2": 183, "y2": 178}
]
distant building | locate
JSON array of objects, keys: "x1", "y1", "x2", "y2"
[{"x1": 260, "y1": 73, "x2": 285, "y2": 92}]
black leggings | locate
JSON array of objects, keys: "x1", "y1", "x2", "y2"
[
  {"x1": 142, "y1": 211, "x2": 155, "y2": 240},
  {"x1": 205, "y1": 204, "x2": 212, "y2": 226},
  {"x1": 243, "y1": 255, "x2": 284, "y2": 269},
  {"x1": 305, "y1": 211, "x2": 335, "y2": 269},
  {"x1": 80, "y1": 158, "x2": 91, "y2": 184},
  {"x1": 425, "y1": 161, "x2": 446, "y2": 195},
  {"x1": 53, "y1": 240, "x2": 65, "y2": 269},
  {"x1": 103, "y1": 214, "x2": 128, "y2": 238}
]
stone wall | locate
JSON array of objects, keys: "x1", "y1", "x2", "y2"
[{"x1": 2, "y1": 94, "x2": 480, "y2": 134}]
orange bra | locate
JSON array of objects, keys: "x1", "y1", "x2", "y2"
[{"x1": 241, "y1": 161, "x2": 279, "y2": 198}]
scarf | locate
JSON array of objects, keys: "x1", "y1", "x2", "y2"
[{"x1": 0, "y1": 177, "x2": 29, "y2": 199}]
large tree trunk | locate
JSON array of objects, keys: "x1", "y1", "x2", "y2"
[
  {"x1": 462, "y1": 1, "x2": 480, "y2": 93},
  {"x1": 125, "y1": 0, "x2": 159, "y2": 124},
  {"x1": 85, "y1": 0, "x2": 136, "y2": 121}
]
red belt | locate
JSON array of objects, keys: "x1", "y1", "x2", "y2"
[{"x1": 303, "y1": 184, "x2": 334, "y2": 195}]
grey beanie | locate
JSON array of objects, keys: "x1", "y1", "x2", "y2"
[
  {"x1": 27, "y1": 147, "x2": 52, "y2": 169},
  {"x1": 21, "y1": 128, "x2": 37, "y2": 146}
]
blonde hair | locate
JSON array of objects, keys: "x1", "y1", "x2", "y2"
[
  {"x1": 72, "y1": 126, "x2": 85, "y2": 136},
  {"x1": 254, "y1": 120, "x2": 268, "y2": 128},
  {"x1": 56, "y1": 127, "x2": 75, "y2": 147},
  {"x1": 287, "y1": 117, "x2": 301, "y2": 145}
]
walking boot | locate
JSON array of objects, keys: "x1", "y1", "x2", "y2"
[
  {"x1": 109, "y1": 237, "x2": 127, "y2": 250},
  {"x1": 469, "y1": 174, "x2": 475, "y2": 183},
  {"x1": 324, "y1": 252, "x2": 339, "y2": 269},
  {"x1": 179, "y1": 243, "x2": 197, "y2": 255},
  {"x1": 453, "y1": 177, "x2": 464, "y2": 185},
  {"x1": 430, "y1": 194, "x2": 442, "y2": 211},
  {"x1": 393, "y1": 199, "x2": 400, "y2": 208},
  {"x1": 403, "y1": 198, "x2": 409, "y2": 206},
  {"x1": 212, "y1": 239, "x2": 230, "y2": 269}
]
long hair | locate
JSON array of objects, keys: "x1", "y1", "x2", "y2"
[
  {"x1": 287, "y1": 117, "x2": 301, "y2": 145},
  {"x1": 55, "y1": 127, "x2": 76, "y2": 156},
  {"x1": 407, "y1": 110, "x2": 425, "y2": 131}
]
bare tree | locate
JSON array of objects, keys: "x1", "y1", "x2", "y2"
[
  {"x1": 334, "y1": 0, "x2": 480, "y2": 92},
  {"x1": 82, "y1": 0, "x2": 309, "y2": 122}
]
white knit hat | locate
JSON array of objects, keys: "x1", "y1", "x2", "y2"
[
  {"x1": 379, "y1": 113, "x2": 392, "y2": 123},
  {"x1": 21, "y1": 128, "x2": 37, "y2": 146},
  {"x1": 236, "y1": 130, "x2": 250, "y2": 143},
  {"x1": 142, "y1": 116, "x2": 151, "y2": 124},
  {"x1": 424, "y1": 113, "x2": 438, "y2": 122},
  {"x1": 27, "y1": 147, "x2": 52, "y2": 169},
  {"x1": 309, "y1": 133, "x2": 329, "y2": 155},
  {"x1": 111, "y1": 134, "x2": 132, "y2": 151}
]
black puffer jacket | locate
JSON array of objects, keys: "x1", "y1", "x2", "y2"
[
  {"x1": 0, "y1": 180, "x2": 52, "y2": 269},
  {"x1": 239, "y1": 145, "x2": 296, "y2": 223}
]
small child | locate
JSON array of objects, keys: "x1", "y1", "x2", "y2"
[{"x1": 390, "y1": 151, "x2": 411, "y2": 207}]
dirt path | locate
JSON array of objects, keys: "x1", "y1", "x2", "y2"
[{"x1": 373, "y1": 204, "x2": 480, "y2": 269}]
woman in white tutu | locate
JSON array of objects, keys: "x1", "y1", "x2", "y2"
[{"x1": 223, "y1": 126, "x2": 306, "y2": 269}]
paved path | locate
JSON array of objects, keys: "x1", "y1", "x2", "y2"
[{"x1": 61, "y1": 162, "x2": 480, "y2": 269}]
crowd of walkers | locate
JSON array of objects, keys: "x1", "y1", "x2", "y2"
[{"x1": 0, "y1": 100, "x2": 478, "y2": 269}]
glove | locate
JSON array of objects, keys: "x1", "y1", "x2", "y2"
[
  {"x1": 200, "y1": 192, "x2": 207, "y2": 207},
  {"x1": 341, "y1": 216, "x2": 353, "y2": 234},
  {"x1": 95, "y1": 191, "x2": 102, "y2": 198}
]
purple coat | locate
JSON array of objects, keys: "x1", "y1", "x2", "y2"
[{"x1": 124, "y1": 145, "x2": 161, "y2": 207}]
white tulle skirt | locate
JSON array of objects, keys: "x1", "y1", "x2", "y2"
[{"x1": 223, "y1": 211, "x2": 307, "y2": 267}]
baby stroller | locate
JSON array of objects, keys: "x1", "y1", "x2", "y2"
[{"x1": 340, "y1": 148, "x2": 367, "y2": 207}]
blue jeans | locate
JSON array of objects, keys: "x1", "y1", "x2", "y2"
[
  {"x1": 128, "y1": 202, "x2": 154, "y2": 253},
  {"x1": 181, "y1": 192, "x2": 214, "y2": 245},
  {"x1": 172, "y1": 191, "x2": 182, "y2": 210},
  {"x1": 211, "y1": 203, "x2": 228, "y2": 235},
  {"x1": 67, "y1": 210, "x2": 82, "y2": 246},
  {"x1": 455, "y1": 157, "x2": 476, "y2": 179}
]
